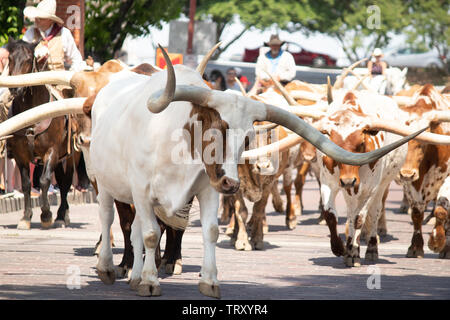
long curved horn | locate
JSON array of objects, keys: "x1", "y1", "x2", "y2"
[
  {"x1": 261, "y1": 69, "x2": 298, "y2": 105},
  {"x1": 146, "y1": 44, "x2": 176, "y2": 113},
  {"x1": 234, "y1": 77, "x2": 247, "y2": 96},
  {"x1": 253, "y1": 122, "x2": 279, "y2": 132},
  {"x1": 149, "y1": 84, "x2": 427, "y2": 165},
  {"x1": 351, "y1": 73, "x2": 370, "y2": 91},
  {"x1": 241, "y1": 134, "x2": 303, "y2": 160},
  {"x1": 196, "y1": 42, "x2": 222, "y2": 76},
  {"x1": 333, "y1": 58, "x2": 368, "y2": 89},
  {"x1": 369, "y1": 118, "x2": 450, "y2": 145},
  {"x1": 392, "y1": 95, "x2": 414, "y2": 106},
  {"x1": 250, "y1": 94, "x2": 327, "y2": 119},
  {"x1": 0, "y1": 98, "x2": 86, "y2": 138},
  {"x1": 0, "y1": 70, "x2": 74, "y2": 88},
  {"x1": 424, "y1": 110, "x2": 450, "y2": 123},
  {"x1": 327, "y1": 76, "x2": 333, "y2": 104}
]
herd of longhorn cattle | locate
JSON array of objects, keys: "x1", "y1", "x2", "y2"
[{"x1": 0, "y1": 40, "x2": 449, "y2": 299}]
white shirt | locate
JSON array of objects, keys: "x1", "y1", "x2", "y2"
[
  {"x1": 23, "y1": 24, "x2": 85, "y2": 71},
  {"x1": 255, "y1": 47, "x2": 296, "y2": 82}
]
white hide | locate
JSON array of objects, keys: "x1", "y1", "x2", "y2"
[
  {"x1": 90, "y1": 64, "x2": 256, "y2": 295},
  {"x1": 316, "y1": 91, "x2": 408, "y2": 257}
]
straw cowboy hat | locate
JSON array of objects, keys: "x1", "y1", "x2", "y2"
[
  {"x1": 264, "y1": 34, "x2": 285, "y2": 47},
  {"x1": 23, "y1": 0, "x2": 64, "y2": 25},
  {"x1": 372, "y1": 48, "x2": 384, "y2": 57}
]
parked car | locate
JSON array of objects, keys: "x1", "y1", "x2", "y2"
[
  {"x1": 383, "y1": 47, "x2": 447, "y2": 69},
  {"x1": 242, "y1": 41, "x2": 337, "y2": 67}
]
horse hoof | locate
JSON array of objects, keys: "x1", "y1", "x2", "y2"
[
  {"x1": 97, "y1": 269, "x2": 116, "y2": 285},
  {"x1": 137, "y1": 283, "x2": 161, "y2": 297},
  {"x1": 40, "y1": 220, "x2": 53, "y2": 229},
  {"x1": 165, "y1": 263, "x2": 174, "y2": 275},
  {"x1": 199, "y1": 282, "x2": 221, "y2": 299},
  {"x1": 17, "y1": 219, "x2": 31, "y2": 230},
  {"x1": 53, "y1": 220, "x2": 66, "y2": 228}
]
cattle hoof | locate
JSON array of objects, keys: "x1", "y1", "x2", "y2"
[
  {"x1": 235, "y1": 238, "x2": 252, "y2": 251},
  {"x1": 173, "y1": 259, "x2": 183, "y2": 275},
  {"x1": 439, "y1": 250, "x2": 450, "y2": 259},
  {"x1": 40, "y1": 219, "x2": 53, "y2": 229},
  {"x1": 377, "y1": 227, "x2": 387, "y2": 237},
  {"x1": 17, "y1": 219, "x2": 31, "y2": 230},
  {"x1": 158, "y1": 258, "x2": 167, "y2": 271},
  {"x1": 129, "y1": 278, "x2": 141, "y2": 291},
  {"x1": 344, "y1": 255, "x2": 361, "y2": 267},
  {"x1": 53, "y1": 220, "x2": 66, "y2": 229},
  {"x1": 398, "y1": 204, "x2": 409, "y2": 214},
  {"x1": 97, "y1": 269, "x2": 116, "y2": 285},
  {"x1": 272, "y1": 201, "x2": 284, "y2": 213},
  {"x1": 286, "y1": 217, "x2": 297, "y2": 230},
  {"x1": 165, "y1": 263, "x2": 174, "y2": 275},
  {"x1": 406, "y1": 246, "x2": 424, "y2": 258},
  {"x1": 252, "y1": 240, "x2": 264, "y2": 251},
  {"x1": 225, "y1": 226, "x2": 234, "y2": 236},
  {"x1": 114, "y1": 266, "x2": 128, "y2": 278},
  {"x1": 198, "y1": 282, "x2": 221, "y2": 299},
  {"x1": 137, "y1": 283, "x2": 161, "y2": 297},
  {"x1": 365, "y1": 251, "x2": 378, "y2": 262}
]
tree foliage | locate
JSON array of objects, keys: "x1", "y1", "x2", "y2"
[
  {"x1": 404, "y1": 0, "x2": 449, "y2": 72},
  {"x1": 288, "y1": 0, "x2": 410, "y2": 62},
  {"x1": 85, "y1": 0, "x2": 185, "y2": 62},
  {"x1": 194, "y1": 0, "x2": 316, "y2": 59},
  {"x1": 0, "y1": 1, "x2": 26, "y2": 47}
]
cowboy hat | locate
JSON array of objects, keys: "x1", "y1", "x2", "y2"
[
  {"x1": 372, "y1": 48, "x2": 383, "y2": 57},
  {"x1": 264, "y1": 34, "x2": 285, "y2": 47},
  {"x1": 23, "y1": 0, "x2": 64, "y2": 25}
]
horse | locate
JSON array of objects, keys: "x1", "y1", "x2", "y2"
[{"x1": 5, "y1": 39, "x2": 84, "y2": 229}]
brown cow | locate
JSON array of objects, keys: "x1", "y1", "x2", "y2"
[
  {"x1": 221, "y1": 125, "x2": 291, "y2": 250},
  {"x1": 398, "y1": 84, "x2": 450, "y2": 258}
]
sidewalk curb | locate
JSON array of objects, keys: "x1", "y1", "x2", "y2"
[{"x1": 0, "y1": 190, "x2": 97, "y2": 214}]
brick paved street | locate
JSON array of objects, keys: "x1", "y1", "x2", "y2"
[{"x1": 0, "y1": 178, "x2": 449, "y2": 300}]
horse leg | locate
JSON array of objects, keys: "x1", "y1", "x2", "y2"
[
  {"x1": 114, "y1": 200, "x2": 136, "y2": 278},
  {"x1": 53, "y1": 159, "x2": 74, "y2": 228},
  {"x1": 163, "y1": 226, "x2": 185, "y2": 275},
  {"x1": 16, "y1": 161, "x2": 33, "y2": 230},
  {"x1": 39, "y1": 152, "x2": 58, "y2": 229}
]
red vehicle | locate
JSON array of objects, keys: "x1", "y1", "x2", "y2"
[{"x1": 243, "y1": 42, "x2": 336, "y2": 67}]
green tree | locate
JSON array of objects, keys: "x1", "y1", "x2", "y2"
[
  {"x1": 0, "y1": 1, "x2": 27, "y2": 46},
  {"x1": 292, "y1": 0, "x2": 410, "y2": 63},
  {"x1": 404, "y1": 0, "x2": 449, "y2": 72},
  {"x1": 193, "y1": 0, "x2": 316, "y2": 59},
  {"x1": 85, "y1": 0, "x2": 185, "y2": 62}
]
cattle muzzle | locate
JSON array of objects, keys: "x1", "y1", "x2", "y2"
[
  {"x1": 399, "y1": 169, "x2": 419, "y2": 182},
  {"x1": 339, "y1": 177, "x2": 358, "y2": 189},
  {"x1": 218, "y1": 176, "x2": 240, "y2": 194}
]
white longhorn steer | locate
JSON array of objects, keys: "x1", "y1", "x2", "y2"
[{"x1": 23, "y1": 47, "x2": 421, "y2": 299}]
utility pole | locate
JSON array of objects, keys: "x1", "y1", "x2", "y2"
[{"x1": 186, "y1": 0, "x2": 196, "y2": 55}]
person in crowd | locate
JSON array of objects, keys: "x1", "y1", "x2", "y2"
[
  {"x1": 249, "y1": 34, "x2": 296, "y2": 94},
  {"x1": 209, "y1": 69, "x2": 226, "y2": 91}
]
